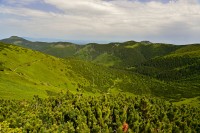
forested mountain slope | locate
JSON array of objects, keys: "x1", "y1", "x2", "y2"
[
  {"x1": 135, "y1": 44, "x2": 200, "y2": 81},
  {"x1": 74, "y1": 41, "x2": 181, "y2": 68}
]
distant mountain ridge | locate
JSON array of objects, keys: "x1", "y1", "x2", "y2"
[
  {"x1": 0, "y1": 36, "x2": 81, "y2": 58},
  {"x1": 0, "y1": 36, "x2": 184, "y2": 68},
  {"x1": 1, "y1": 37, "x2": 200, "y2": 81}
]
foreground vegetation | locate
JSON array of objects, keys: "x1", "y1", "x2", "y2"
[{"x1": 0, "y1": 92, "x2": 200, "y2": 133}]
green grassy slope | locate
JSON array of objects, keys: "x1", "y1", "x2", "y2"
[
  {"x1": 1, "y1": 42, "x2": 173, "y2": 100},
  {"x1": 0, "y1": 43, "x2": 80, "y2": 99}
]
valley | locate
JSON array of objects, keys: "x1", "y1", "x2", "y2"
[
  {"x1": 0, "y1": 37, "x2": 200, "y2": 103},
  {"x1": 0, "y1": 37, "x2": 200, "y2": 132}
]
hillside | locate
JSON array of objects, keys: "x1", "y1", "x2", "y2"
[
  {"x1": 0, "y1": 42, "x2": 170, "y2": 100},
  {"x1": 74, "y1": 41, "x2": 181, "y2": 69},
  {"x1": 135, "y1": 44, "x2": 200, "y2": 81},
  {"x1": 132, "y1": 44, "x2": 200, "y2": 103}
]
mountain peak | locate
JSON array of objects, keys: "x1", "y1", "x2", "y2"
[
  {"x1": 0, "y1": 36, "x2": 31, "y2": 44},
  {"x1": 9, "y1": 36, "x2": 25, "y2": 40}
]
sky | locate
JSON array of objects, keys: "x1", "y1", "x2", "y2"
[{"x1": 0, "y1": 0, "x2": 200, "y2": 44}]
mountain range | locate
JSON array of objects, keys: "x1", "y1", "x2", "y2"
[{"x1": 0, "y1": 36, "x2": 200, "y2": 105}]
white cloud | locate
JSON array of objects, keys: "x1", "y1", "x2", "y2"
[{"x1": 0, "y1": 0, "x2": 200, "y2": 44}]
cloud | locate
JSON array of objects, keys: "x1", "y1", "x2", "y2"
[{"x1": 0, "y1": 0, "x2": 200, "y2": 44}]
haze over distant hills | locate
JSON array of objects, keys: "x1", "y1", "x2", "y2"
[{"x1": 23, "y1": 37, "x2": 102, "y2": 44}]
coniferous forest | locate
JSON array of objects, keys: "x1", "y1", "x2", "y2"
[{"x1": 0, "y1": 92, "x2": 200, "y2": 133}]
